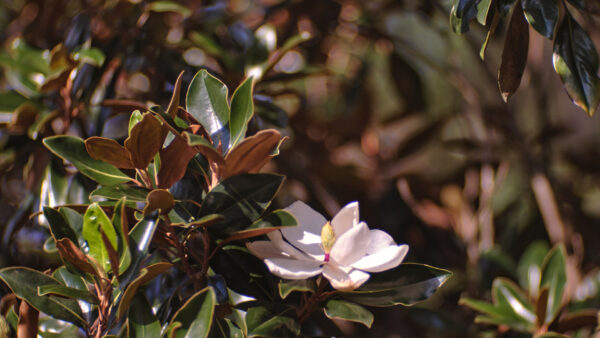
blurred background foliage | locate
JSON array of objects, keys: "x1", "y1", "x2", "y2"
[{"x1": 0, "y1": 0, "x2": 600, "y2": 336}]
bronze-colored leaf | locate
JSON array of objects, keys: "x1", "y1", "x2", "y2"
[
  {"x1": 55, "y1": 238, "x2": 97, "y2": 276},
  {"x1": 143, "y1": 189, "x2": 175, "y2": 216},
  {"x1": 18, "y1": 300, "x2": 39, "y2": 338},
  {"x1": 536, "y1": 287, "x2": 549, "y2": 328},
  {"x1": 167, "y1": 71, "x2": 184, "y2": 119},
  {"x1": 40, "y1": 68, "x2": 73, "y2": 93},
  {"x1": 124, "y1": 113, "x2": 163, "y2": 169},
  {"x1": 157, "y1": 136, "x2": 198, "y2": 189},
  {"x1": 222, "y1": 129, "x2": 281, "y2": 179},
  {"x1": 85, "y1": 136, "x2": 135, "y2": 169},
  {"x1": 100, "y1": 229, "x2": 120, "y2": 278},
  {"x1": 498, "y1": 4, "x2": 529, "y2": 102},
  {"x1": 9, "y1": 103, "x2": 38, "y2": 134},
  {"x1": 556, "y1": 309, "x2": 598, "y2": 332}
]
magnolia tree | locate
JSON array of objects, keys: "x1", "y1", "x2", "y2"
[{"x1": 0, "y1": 70, "x2": 450, "y2": 337}]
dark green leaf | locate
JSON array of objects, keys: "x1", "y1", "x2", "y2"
[
  {"x1": 229, "y1": 76, "x2": 254, "y2": 147},
  {"x1": 340, "y1": 263, "x2": 451, "y2": 307},
  {"x1": 37, "y1": 284, "x2": 97, "y2": 304},
  {"x1": 278, "y1": 279, "x2": 316, "y2": 299},
  {"x1": 43, "y1": 136, "x2": 131, "y2": 186},
  {"x1": 199, "y1": 174, "x2": 284, "y2": 235},
  {"x1": 44, "y1": 207, "x2": 79, "y2": 246},
  {"x1": 59, "y1": 207, "x2": 87, "y2": 250},
  {"x1": 127, "y1": 294, "x2": 161, "y2": 338},
  {"x1": 120, "y1": 213, "x2": 160, "y2": 286},
  {"x1": 223, "y1": 209, "x2": 297, "y2": 243},
  {"x1": 450, "y1": 0, "x2": 482, "y2": 34},
  {"x1": 540, "y1": 244, "x2": 567, "y2": 324},
  {"x1": 553, "y1": 13, "x2": 600, "y2": 115},
  {"x1": 246, "y1": 306, "x2": 300, "y2": 338},
  {"x1": 0, "y1": 267, "x2": 85, "y2": 327},
  {"x1": 83, "y1": 203, "x2": 118, "y2": 273},
  {"x1": 209, "y1": 318, "x2": 244, "y2": 338},
  {"x1": 522, "y1": 0, "x2": 559, "y2": 38},
  {"x1": 168, "y1": 287, "x2": 216, "y2": 338},
  {"x1": 52, "y1": 266, "x2": 87, "y2": 291},
  {"x1": 324, "y1": 300, "x2": 374, "y2": 328},
  {"x1": 186, "y1": 70, "x2": 230, "y2": 150},
  {"x1": 498, "y1": 4, "x2": 529, "y2": 102},
  {"x1": 90, "y1": 186, "x2": 150, "y2": 202}
]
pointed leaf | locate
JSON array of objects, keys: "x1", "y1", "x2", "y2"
[
  {"x1": 83, "y1": 203, "x2": 118, "y2": 273},
  {"x1": 0, "y1": 267, "x2": 85, "y2": 327},
  {"x1": 85, "y1": 137, "x2": 135, "y2": 169},
  {"x1": 278, "y1": 279, "x2": 316, "y2": 299},
  {"x1": 553, "y1": 13, "x2": 600, "y2": 115},
  {"x1": 117, "y1": 262, "x2": 173, "y2": 320},
  {"x1": 246, "y1": 306, "x2": 300, "y2": 337},
  {"x1": 127, "y1": 294, "x2": 161, "y2": 338},
  {"x1": 113, "y1": 198, "x2": 131, "y2": 274},
  {"x1": 340, "y1": 263, "x2": 451, "y2": 307},
  {"x1": 186, "y1": 70, "x2": 230, "y2": 150},
  {"x1": 58, "y1": 207, "x2": 86, "y2": 250},
  {"x1": 43, "y1": 136, "x2": 131, "y2": 186},
  {"x1": 37, "y1": 284, "x2": 98, "y2": 304},
  {"x1": 168, "y1": 287, "x2": 216, "y2": 338},
  {"x1": 499, "y1": 4, "x2": 529, "y2": 102},
  {"x1": 522, "y1": 0, "x2": 559, "y2": 39},
  {"x1": 492, "y1": 278, "x2": 536, "y2": 327},
  {"x1": 223, "y1": 209, "x2": 297, "y2": 244},
  {"x1": 223, "y1": 129, "x2": 281, "y2": 178},
  {"x1": 125, "y1": 113, "x2": 164, "y2": 169},
  {"x1": 129, "y1": 110, "x2": 143, "y2": 135},
  {"x1": 167, "y1": 71, "x2": 185, "y2": 118},
  {"x1": 43, "y1": 207, "x2": 78, "y2": 245},
  {"x1": 540, "y1": 244, "x2": 566, "y2": 324},
  {"x1": 516, "y1": 240, "x2": 548, "y2": 297},
  {"x1": 324, "y1": 300, "x2": 374, "y2": 328},
  {"x1": 229, "y1": 76, "x2": 254, "y2": 147}
]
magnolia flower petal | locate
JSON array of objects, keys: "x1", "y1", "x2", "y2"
[
  {"x1": 264, "y1": 257, "x2": 323, "y2": 280},
  {"x1": 266, "y1": 230, "x2": 315, "y2": 261},
  {"x1": 352, "y1": 244, "x2": 409, "y2": 272},
  {"x1": 331, "y1": 201, "x2": 359, "y2": 236},
  {"x1": 330, "y1": 222, "x2": 370, "y2": 266},
  {"x1": 322, "y1": 264, "x2": 370, "y2": 291},
  {"x1": 281, "y1": 201, "x2": 327, "y2": 258},
  {"x1": 246, "y1": 240, "x2": 289, "y2": 259},
  {"x1": 365, "y1": 229, "x2": 395, "y2": 254}
]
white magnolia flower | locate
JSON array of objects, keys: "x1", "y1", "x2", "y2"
[{"x1": 247, "y1": 201, "x2": 409, "y2": 291}]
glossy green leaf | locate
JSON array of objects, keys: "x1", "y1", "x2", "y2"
[
  {"x1": 552, "y1": 13, "x2": 600, "y2": 116},
  {"x1": 83, "y1": 203, "x2": 118, "y2": 273},
  {"x1": 43, "y1": 136, "x2": 131, "y2": 186},
  {"x1": 522, "y1": 0, "x2": 559, "y2": 39},
  {"x1": 324, "y1": 299, "x2": 374, "y2": 328},
  {"x1": 450, "y1": 0, "x2": 481, "y2": 34},
  {"x1": 90, "y1": 185, "x2": 150, "y2": 202},
  {"x1": 52, "y1": 266, "x2": 87, "y2": 291},
  {"x1": 186, "y1": 69, "x2": 230, "y2": 150},
  {"x1": 516, "y1": 240, "x2": 548, "y2": 296},
  {"x1": 127, "y1": 295, "x2": 161, "y2": 338},
  {"x1": 168, "y1": 287, "x2": 216, "y2": 338},
  {"x1": 120, "y1": 213, "x2": 160, "y2": 286},
  {"x1": 540, "y1": 244, "x2": 566, "y2": 324},
  {"x1": 340, "y1": 263, "x2": 451, "y2": 307},
  {"x1": 0, "y1": 267, "x2": 85, "y2": 327},
  {"x1": 199, "y1": 173, "x2": 284, "y2": 235},
  {"x1": 44, "y1": 207, "x2": 79, "y2": 246},
  {"x1": 492, "y1": 278, "x2": 535, "y2": 328},
  {"x1": 229, "y1": 76, "x2": 254, "y2": 147},
  {"x1": 58, "y1": 207, "x2": 86, "y2": 250},
  {"x1": 278, "y1": 279, "x2": 316, "y2": 299},
  {"x1": 476, "y1": 0, "x2": 493, "y2": 25},
  {"x1": 113, "y1": 198, "x2": 132, "y2": 274},
  {"x1": 37, "y1": 284, "x2": 97, "y2": 304},
  {"x1": 245, "y1": 306, "x2": 300, "y2": 338},
  {"x1": 129, "y1": 110, "x2": 143, "y2": 135}
]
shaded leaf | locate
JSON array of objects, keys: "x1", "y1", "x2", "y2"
[
  {"x1": 117, "y1": 262, "x2": 173, "y2": 320},
  {"x1": 43, "y1": 136, "x2": 131, "y2": 186},
  {"x1": 246, "y1": 306, "x2": 300, "y2": 338},
  {"x1": 85, "y1": 137, "x2": 134, "y2": 169},
  {"x1": 540, "y1": 244, "x2": 566, "y2": 324},
  {"x1": 129, "y1": 110, "x2": 144, "y2": 135},
  {"x1": 90, "y1": 185, "x2": 150, "y2": 202},
  {"x1": 450, "y1": 0, "x2": 482, "y2": 34},
  {"x1": 120, "y1": 213, "x2": 160, "y2": 287},
  {"x1": 37, "y1": 284, "x2": 97, "y2": 304},
  {"x1": 553, "y1": 13, "x2": 600, "y2": 115},
  {"x1": 168, "y1": 287, "x2": 216, "y2": 338},
  {"x1": 556, "y1": 309, "x2": 598, "y2": 333},
  {"x1": 278, "y1": 279, "x2": 317, "y2": 299},
  {"x1": 324, "y1": 299, "x2": 374, "y2": 328},
  {"x1": 55, "y1": 238, "x2": 97, "y2": 275},
  {"x1": 113, "y1": 198, "x2": 132, "y2": 274},
  {"x1": 498, "y1": 4, "x2": 529, "y2": 102},
  {"x1": 229, "y1": 76, "x2": 254, "y2": 147},
  {"x1": 127, "y1": 294, "x2": 161, "y2": 338},
  {"x1": 0, "y1": 267, "x2": 85, "y2": 327},
  {"x1": 125, "y1": 113, "x2": 164, "y2": 169},
  {"x1": 522, "y1": 0, "x2": 559, "y2": 38},
  {"x1": 167, "y1": 71, "x2": 184, "y2": 119},
  {"x1": 183, "y1": 132, "x2": 224, "y2": 166},
  {"x1": 222, "y1": 209, "x2": 297, "y2": 244},
  {"x1": 43, "y1": 207, "x2": 78, "y2": 246}
]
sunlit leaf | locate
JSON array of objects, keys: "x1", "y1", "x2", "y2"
[
  {"x1": 167, "y1": 287, "x2": 216, "y2": 338},
  {"x1": 324, "y1": 300, "x2": 374, "y2": 328},
  {"x1": 82, "y1": 203, "x2": 118, "y2": 273},
  {"x1": 229, "y1": 76, "x2": 254, "y2": 147}
]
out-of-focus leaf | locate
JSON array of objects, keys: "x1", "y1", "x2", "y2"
[
  {"x1": 72, "y1": 47, "x2": 105, "y2": 66},
  {"x1": 492, "y1": 278, "x2": 535, "y2": 327},
  {"x1": 535, "y1": 287, "x2": 548, "y2": 327},
  {"x1": 222, "y1": 129, "x2": 281, "y2": 179},
  {"x1": 147, "y1": 1, "x2": 191, "y2": 18},
  {"x1": 522, "y1": 0, "x2": 559, "y2": 38},
  {"x1": 229, "y1": 76, "x2": 254, "y2": 147},
  {"x1": 556, "y1": 309, "x2": 598, "y2": 333},
  {"x1": 516, "y1": 240, "x2": 548, "y2": 296},
  {"x1": 167, "y1": 287, "x2": 216, "y2": 338},
  {"x1": 476, "y1": 0, "x2": 493, "y2": 25},
  {"x1": 127, "y1": 294, "x2": 161, "y2": 338},
  {"x1": 566, "y1": 0, "x2": 585, "y2": 9},
  {"x1": 324, "y1": 300, "x2": 374, "y2": 328},
  {"x1": 498, "y1": 4, "x2": 529, "y2": 102},
  {"x1": 157, "y1": 136, "x2": 198, "y2": 189},
  {"x1": 340, "y1": 264, "x2": 451, "y2": 307},
  {"x1": 18, "y1": 299, "x2": 39, "y2": 338},
  {"x1": 246, "y1": 306, "x2": 300, "y2": 338},
  {"x1": 0, "y1": 267, "x2": 85, "y2": 327},
  {"x1": 278, "y1": 279, "x2": 317, "y2": 299},
  {"x1": 37, "y1": 284, "x2": 97, "y2": 304},
  {"x1": 540, "y1": 244, "x2": 566, "y2": 324},
  {"x1": 129, "y1": 110, "x2": 144, "y2": 135},
  {"x1": 210, "y1": 318, "x2": 244, "y2": 338},
  {"x1": 90, "y1": 185, "x2": 150, "y2": 202},
  {"x1": 186, "y1": 70, "x2": 230, "y2": 150},
  {"x1": 199, "y1": 173, "x2": 284, "y2": 235},
  {"x1": 117, "y1": 262, "x2": 173, "y2": 320},
  {"x1": 552, "y1": 13, "x2": 600, "y2": 116},
  {"x1": 85, "y1": 136, "x2": 135, "y2": 169},
  {"x1": 43, "y1": 136, "x2": 131, "y2": 186},
  {"x1": 82, "y1": 203, "x2": 118, "y2": 273},
  {"x1": 125, "y1": 113, "x2": 163, "y2": 169},
  {"x1": 450, "y1": 0, "x2": 482, "y2": 34}
]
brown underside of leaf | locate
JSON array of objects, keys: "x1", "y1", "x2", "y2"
[
  {"x1": 18, "y1": 300, "x2": 39, "y2": 338},
  {"x1": 124, "y1": 113, "x2": 164, "y2": 169},
  {"x1": 143, "y1": 189, "x2": 175, "y2": 215},
  {"x1": 55, "y1": 238, "x2": 97, "y2": 276},
  {"x1": 100, "y1": 229, "x2": 120, "y2": 278},
  {"x1": 157, "y1": 136, "x2": 198, "y2": 189},
  {"x1": 222, "y1": 129, "x2": 281, "y2": 179},
  {"x1": 498, "y1": 5, "x2": 530, "y2": 102},
  {"x1": 167, "y1": 71, "x2": 184, "y2": 119},
  {"x1": 85, "y1": 136, "x2": 135, "y2": 169}
]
